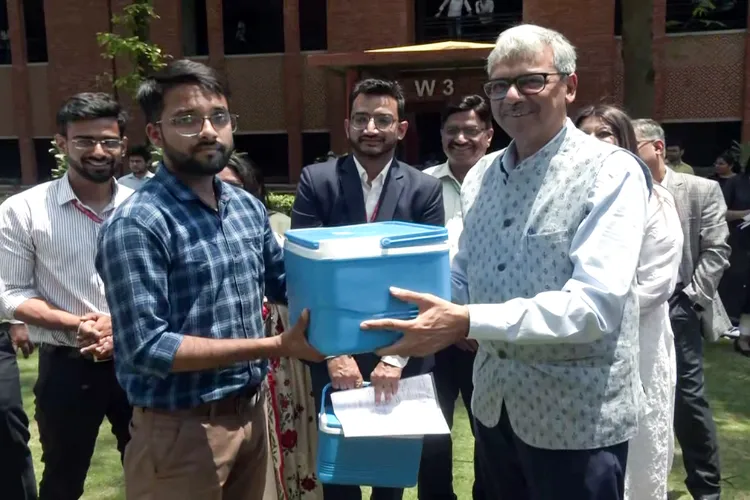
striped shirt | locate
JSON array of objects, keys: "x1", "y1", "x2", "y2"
[
  {"x1": 95, "y1": 166, "x2": 286, "y2": 410},
  {"x1": 0, "y1": 174, "x2": 134, "y2": 347}
]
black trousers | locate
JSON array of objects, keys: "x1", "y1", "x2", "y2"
[
  {"x1": 310, "y1": 366, "x2": 403, "y2": 500},
  {"x1": 669, "y1": 292, "x2": 722, "y2": 499},
  {"x1": 0, "y1": 327, "x2": 37, "y2": 500},
  {"x1": 34, "y1": 344, "x2": 132, "y2": 500},
  {"x1": 475, "y1": 405, "x2": 628, "y2": 500},
  {"x1": 418, "y1": 345, "x2": 482, "y2": 500}
]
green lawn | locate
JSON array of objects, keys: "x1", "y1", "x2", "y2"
[{"x1": 17, "y1": 339, "x2": 750, "y2": 499}]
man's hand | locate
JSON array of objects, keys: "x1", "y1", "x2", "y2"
[
  {"x1": 327, "y1": 355, "x2": 364, "y2": 391},
  {"x1": 76, "y1": 314, "x2": 113, "y2": 349},
  {"x1": 80, "y1": 313, "x2": 113, "y2": 338},
  {"x1": 80, "y1": 335, "x2": 113, "y2": 360},
  {"x1": 277, "y1": 309, "x2": 325, "y2": 362},
  {"x1": 361, "y1": 287, "x2": 470, "y2": 357},
  {"x1": 9, "y1": 324, "x2": 34, "y2": 358},
  {"x1": 370, "y1": 361, "x2": 402, "y2": 403}
]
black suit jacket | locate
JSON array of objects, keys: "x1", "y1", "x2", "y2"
[{"x1": 291, "y1": 154, "x2": 444, "y2": 384}]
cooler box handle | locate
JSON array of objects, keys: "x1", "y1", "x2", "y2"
[
  {"x1": 380, "y1": 230, "x2": 447, "y2": 249},
  {"x1": 319, "y1": 381, "x2": 372, "y2": 417}
]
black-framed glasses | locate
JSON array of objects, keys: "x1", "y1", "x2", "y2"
[
  {"x1": 442, "y1": 126, "x2": 487, "y2": 138},
  {"x1": 483, "y1": 72, "x2": 568, "y2": 100},
  {"x1": 350, "y1": 113, "x2": 396, "y2": 131},
  {"x1": 159, "y1": 111, "x2": 239, "y2": 137},
  {"x1": 71, "y1": 138, "x2": 123, "y2": 151}
]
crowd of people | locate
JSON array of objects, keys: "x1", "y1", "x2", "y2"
[{"x1": 0, "y1": 21, "x2": 740, "y2": 500}]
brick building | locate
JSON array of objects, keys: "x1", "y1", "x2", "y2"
[{"x1": 0, "y1": 0, "x2": 748, "y2": 186}]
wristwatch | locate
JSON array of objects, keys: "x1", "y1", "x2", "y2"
[{"x1": 680, "y1": 291, "x2": 704, "y2": 312}]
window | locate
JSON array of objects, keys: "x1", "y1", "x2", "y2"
[
  {"x1": 415, "y1": 0, "x2": 522, "y2": 43},
  {"x1": 300, "y1": 0, "x2": 327, "y2": 51},
  {"x1": 234, "y1": 133, "x2": 289, "y2": 182},
  {"x1": 662, "y1": 121, "x2": 741, "y2": 171},
  {"x1": 24, "y1": 0, "x2": 47, "y2": 62},
  {"x1": 223, "y1": 1, "x2": 284, "y2": 55},
  {"x1": 0, "y1": 139, "x2": 22, "y2": 184},
  {"x1": 182, "y1": 0, "x2": 209, "y2": 56},
  {"x1": 667, "y1": 0, "x2": 747, "y2": 33},
  {"x1": 302, "y1": 132, "x2": 331, "y2": 166},
  {"x1": 615, "y1": 0, "x2": 622, "y2": 36},
  {"x1": 34, "y1": 138, "x2": 57, "y2": 182},
  {"x1": 0, "y1": 1, "x2": 10, "y2": 65}
]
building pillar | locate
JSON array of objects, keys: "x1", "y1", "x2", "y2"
[
  {"x1": 6, "y1": 0, "x2": 37, "y2": 185},
  {"x1": 283, "y1": 0, "x2": 303, "y2": 181},
  {"x1": 205, "y1": 0, "x2": 225, "y2": 72},
  {"x1": 151, "y1": 0, "x2": 184, "y2": 60}
]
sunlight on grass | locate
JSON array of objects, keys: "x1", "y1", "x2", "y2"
[{"x1": 18, "y1": 339, "x2": 750, "y2": 500}]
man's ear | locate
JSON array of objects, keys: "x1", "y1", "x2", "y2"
[
  {"x1": 397, "y1": 120, "x2": 409, "y2": 141},
  {"x1": 54, "y1": 134, "x2": 67, "y2": 154},
  {"x1": 146, "y1": 123, "x2": 163, "y2": 148}
]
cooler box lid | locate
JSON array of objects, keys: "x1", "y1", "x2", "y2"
[{"x1": 285, "y1": 221, "x2": 449, "y2": 260}]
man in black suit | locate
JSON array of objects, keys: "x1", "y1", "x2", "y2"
[{"x1": 292, "y1": 78, "x2": 444, "y2": 500}]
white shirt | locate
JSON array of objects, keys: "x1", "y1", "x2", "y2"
[
  {"x1": 0, "y1": 175, "x2": 134, "y2": 346},
  {"x1": 118, "y1": 171, "x2": 154, "y2": 191},
  {"x1": 352, "y1": 156, "x2": 408, "y2": 369},
  {"x1": 424, "y1": 162, "x2": 464, "y2": 262}
]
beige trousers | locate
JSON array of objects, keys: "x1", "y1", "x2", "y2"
[{"x1": 124, "y1": 389, "x2": 273, "y2": 500}]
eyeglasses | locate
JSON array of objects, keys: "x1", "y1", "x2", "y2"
[
  {"x1": 483, "y1": 72, "x2": 568, "y2": 100},
  {"x1": 350, "y1": 113, "x2": 396, "y2": 131},
  {"x1": 160, "y1": 111, "x2": 239, "y2": 137},
  {"x1": 71, "y1": 138, "x2": 123, "y2": 151},
  {"x1": 442, "y1": 126, "x2": 486, "y2": 138}
]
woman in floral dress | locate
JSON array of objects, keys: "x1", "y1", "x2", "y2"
[{"x1": 219, "y1": 153, "x2": 323, "y2": 500}]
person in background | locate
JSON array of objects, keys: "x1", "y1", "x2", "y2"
[
  {"x1": 634, "y1": 119, "x2": 729, "y2": 500},
  {"x1": 576, "y1": 105, "x2": 683, "y2": 500},
  {"x1": 118, "y1": 144, "x2": 154, "y2": 190},
  {"x1": 419, "y1": 94, "x2": 493, "y2": 500},
  {"x1": 718, "y1": 156, "x2": 750, "y2": 356},
  {"x1": 666, "y1": 141, "x2": 695, "y2": 175},
  {"x1": 219, "y1": 152, "x2": 322, "y2": 500},
  {"x1": 0, "y1": 92, "x2": 134, "y2": 500},
  {"x1": 291, "y1": 78, "x2": 444, "y2": 500},
  {"x1": 708, "y1": 151, "x2": 740, "y2": 191},
  {"x1": 96, "y1": 59, "x2": 322, "y2": 500},
  {"x1": 0, "y1": 313, "x2": 37, "y2": 500}
]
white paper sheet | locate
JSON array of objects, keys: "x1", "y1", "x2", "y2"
[
  {"x1": 329, "y1": 374, "x2": 451, "y2": 438},
  {"x1": 740, "y1": 212, "x2": 750, "y2": 230}
]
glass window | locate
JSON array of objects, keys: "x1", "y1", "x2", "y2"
[
  {"x1": 0, "y1": 1, "x2": 11, "y2": 65},
  {"x1": 234, "y1": 133, "x2": 289, "y2": 183},
  {"x1": 415, "y1": 0, "x2": 522, "y2": 43},
  {"x1": 667, "y1": 0, "x2": 747, "y2": 33},
  {"x1": 223, "y1": 1, "x2": 284, "y2": 55},
  {"x1": 302, "y1": 132, "x2": 331, "y2": 165},
  {"x1": 662, "y1": 121, "x2": 741, "y2": 172},
  {"x1": 34, "y1": 138, "x2": 57, "y2": 182},
  {"x1": 0, "y1": 139, "x2": 22, "y2": 184},
  {"x1": 300, "y1": 0, "x2": 327, "y2": 51},
  {"x1": 183, "y1": 0, "x2": 209, "y2": 56},
  {"x1": 24, "y1": 0, "x2": 47, "y2": 62}
]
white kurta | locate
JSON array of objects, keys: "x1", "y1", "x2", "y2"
[{"x1": 625, "y1": 184, "x2": 684, "y2": 500}]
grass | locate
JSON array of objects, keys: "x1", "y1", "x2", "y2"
[{"x1": 17, "y1": 339, "x2": 750, "y2": 499}]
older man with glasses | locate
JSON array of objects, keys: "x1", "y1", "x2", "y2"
[{"x1": 362, "y1": 24, "x2": 652, "y2": 500}]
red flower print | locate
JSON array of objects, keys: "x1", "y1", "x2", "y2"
[
  {"x1": 281, "y1": 398, "x2": 290, "y2": 409},
  {"x1": 280, "y1": 429, "x2": 298, "y2": 450},
  {"x1": 301, "y1": 476, "x2": 317, "y2": 491}
]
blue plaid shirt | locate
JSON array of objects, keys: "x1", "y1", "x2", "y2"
[{"x1": 96, "y1": 166, "x2": 286, "y2": 410}]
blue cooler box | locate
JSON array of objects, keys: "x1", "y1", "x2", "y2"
[
  {"x1": 284, "y1": 221, "x2": 450, "y2": 357},
  {"x1": 316, "y1": 383, "x2": 423, "y2": 488}
]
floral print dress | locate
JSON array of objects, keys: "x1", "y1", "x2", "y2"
[{"x1": 263, "y1": 301, "x2": 323, "y2": 500}]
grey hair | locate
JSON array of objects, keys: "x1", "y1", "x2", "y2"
[
  {"x1": 632, "y1": 118, "x2": 666, "y2": 142},
  {"x1": 486, "y1": 24, "x2": 577, "y2": 75}
]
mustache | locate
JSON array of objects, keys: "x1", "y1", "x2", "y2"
[{"x1": 191, "y1": 141, "x2": 225, "y2": 153}]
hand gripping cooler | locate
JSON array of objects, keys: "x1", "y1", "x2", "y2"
[
  {"x1": 316, "y1": 383, "x2": 424, "y2": 488},
  {"x1": 284, "y1": 221, "x2": 451, "y2": 357}
]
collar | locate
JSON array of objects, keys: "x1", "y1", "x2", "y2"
[
  {"x1": 55, "y1": 172, "x2": 123, "y2": 210},
  {"x1": 154, "y1": 162, "x2": 229, "y2": 204},
  {"x1": 353, "y1": 155, "x2": 392, "y2": 186},
  {"x1": 502, "y1": 118, "x2": 570, "y2": 172}
]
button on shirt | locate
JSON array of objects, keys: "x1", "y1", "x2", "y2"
[
  {"x1": 95, "y1": 166, "x2": 286, "y2": 410},
  {"x1": 352, "y1": 156, "x2": 408, "y2": 369},
  {"x1": 0, "y1": 175, "x2": 134, "y2": 347}
]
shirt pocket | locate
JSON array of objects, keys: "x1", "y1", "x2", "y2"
[{"x1": 522, "y1": 230, "x2": 572, "y2": 293}]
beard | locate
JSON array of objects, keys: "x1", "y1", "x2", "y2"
[
  {"x1": 348, "y1": 134, "x2": 398, "y2": 160},
  {"x1": 69, "y1": 155, "x2": 119, "y2": 184},
  {"x1": 162, "y1": 139, "x2": 233, "y2": 176}
]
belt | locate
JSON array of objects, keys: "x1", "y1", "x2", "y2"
[{"x1": 140, "y1": 384, "x2": 262, "y2": 419}]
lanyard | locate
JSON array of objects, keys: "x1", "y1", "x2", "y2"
[
  {"x1": 369, "y1": 201, "x2": 380, "y2": 223},
  {"x1": 71, "y1": 200, "x2": 104, "y2": 224}
]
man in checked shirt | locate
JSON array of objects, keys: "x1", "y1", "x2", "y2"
[
  {"x1": 95, "y1": 59, "x2": 322, "y2": 500},
  {"x1": 0, "y1": 92, "x2": 134, "y2": 499}
]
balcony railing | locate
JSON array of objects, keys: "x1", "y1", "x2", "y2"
[
  {"x1": 417, "y1": 12, "x2": 523, "y2": 44},
  {"x1": 665, "y1": 0, "x2": 747, "y2": 33}
]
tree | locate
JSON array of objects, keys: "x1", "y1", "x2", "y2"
[{"x1": 51, "y1": 0, "x2": 169, "y2": 178}]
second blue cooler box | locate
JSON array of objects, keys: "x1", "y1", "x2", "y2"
[{"x1": 284, "y1": 221, "x2": 450, "y2": 357}]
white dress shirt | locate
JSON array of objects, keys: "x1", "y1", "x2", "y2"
[
  {"x1": 423, "y1": 161, "x2": 465, "y2": 262},
  {"x1": 352, "y1": 156, "x2": 408, "y2": 369},
  {"x1": 0, "y1": 175, "x2": 134, "y2": 346},
  {"x1": 118, "y1": 171, "x2": 154, "y2": 191}
]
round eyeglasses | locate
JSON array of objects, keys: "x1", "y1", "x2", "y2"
[
  {"x1": 483, "y1": 72, "x2": 568, "y2": 100},
  {"x1": 349, "y1": 113, "x2": 396, "y2": 131}
]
